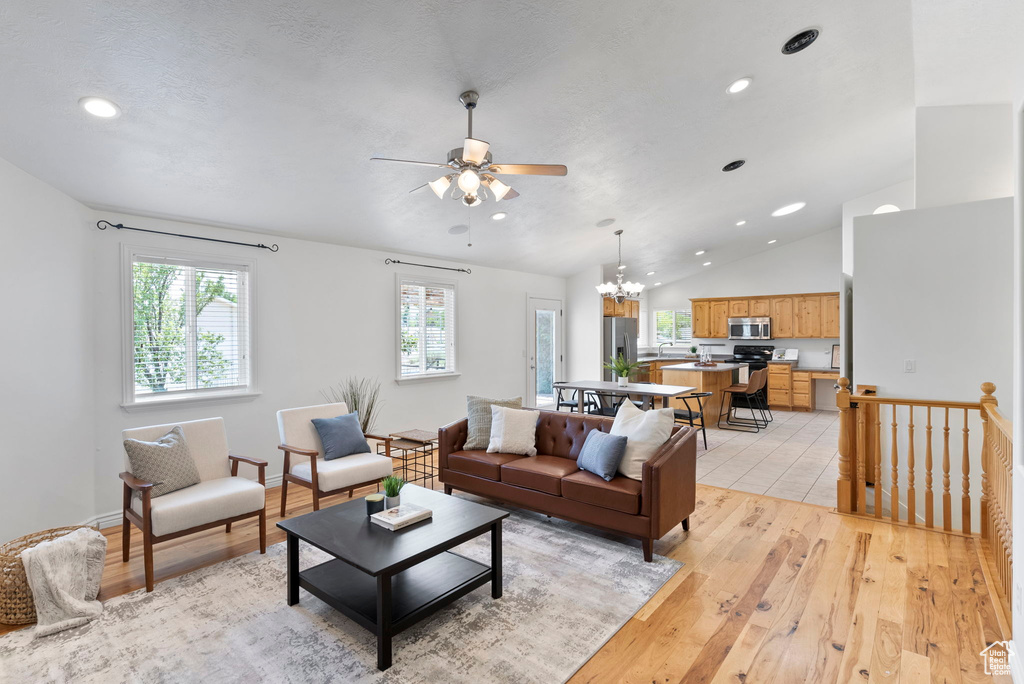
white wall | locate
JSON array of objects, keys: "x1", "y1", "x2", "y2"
[
  {"x1": 566, "y1": 266, "x2": 603, "y2": 381},
  {"x1": 0, "y1": 160, "x2": 567, "y2": 541},
  {"x1": 841, "y1": 180, "x2": 915, "y2": 276},
  {"x1": 0, "y1": 158, "x2": 97, "y2": 537},
  {"x1": 916, "y1": 104, "x2": 1015, "y2": 209}
]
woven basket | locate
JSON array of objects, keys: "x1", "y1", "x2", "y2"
[{"x1": 0, "y1": 525, "x2": 97, "y2": 625}]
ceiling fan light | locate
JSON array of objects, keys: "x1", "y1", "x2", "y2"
[
  {"x1": 462, "y1": 138, "x2": 490, "y2": 164},
  {"x1": 428, "y1": 175, "x2": 452, "y2": 199},
  {"x1": 462, "y1": 193, "x2": 482, "y2": 207},
  {"x1": 457, "y1": 169, "x2": 481, "y2": 194},
  {"x1": 485, "y1": 175, "x2": 512, "y2": 200}
]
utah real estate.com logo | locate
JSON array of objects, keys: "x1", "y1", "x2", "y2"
[{"x1": 981, "y1": 641, "x2": 1013, "y2": 676}]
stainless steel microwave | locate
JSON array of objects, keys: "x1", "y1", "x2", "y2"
[{"x1": 728, "y1": 317, "x2": 772, "y2": 340}]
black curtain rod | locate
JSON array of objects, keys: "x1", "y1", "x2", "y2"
[
  {"x1": 384, "y1": 258, "x2": 471, "y2": 274},
  {"x1": 96, "y1": 219, "x2": 279, "y2": 252}
]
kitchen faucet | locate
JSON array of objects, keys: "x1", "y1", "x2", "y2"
[{"x1": 658, "y1": 342, "x2": 673, "y2": 358}]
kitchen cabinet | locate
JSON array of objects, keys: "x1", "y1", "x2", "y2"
[
  {"x1": 771, "y1": 297, "x2": 794, "y2": 338},
  {"x1": 767, "y1": 364, "x2": 839, "y2": 410},
  {"x1": 603, "y1": 298, "x2": 615, "y2": 316},
  {"x1": 749, "y1": 298, "x2": 770, "y2": 317},
  {"x1": 767, "y1": 363, "x2": 792, "y2": 408},
  {"x1": 692, "y1": 300, "x2": 710, "y2": 338},
  {"x1": 630, "y1": 299, "x2": 640, "y2": 318},
  {"x1": 821, "y1": 294, "x2": 840, "y2": 338},
  {"x1": 792, "y1": 371, "x2": 812, "y2": 409},
  {"x1": 794, "y1": 296, "x2": 821, "y2": 338},
  {"x1": 710, "y1": 300, "x2": 729, "y2": 338},
  {"x1": 602, "y1": 297, "x2": 640, "y2": 318},
  {"x1": 729, "y1": 299, "x2": 749, "y2": 317}
]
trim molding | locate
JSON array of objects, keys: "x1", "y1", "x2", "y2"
[{"x1": 1011, "y1": 638, "x2": 1024, "y2": 683}]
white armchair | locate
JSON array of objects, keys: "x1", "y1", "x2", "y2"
[
  {"x1": 120, "y1": 417, "x2": 267, "y2": 592},
  {"x1": 277, "y1": 402, "x2": 394, "y2": 516}
]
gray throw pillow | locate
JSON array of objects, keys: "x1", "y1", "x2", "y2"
[
  {"x1": 577, "y1": 430, "x2": 628, "y2": 482},
  {"x1": 465, "y1": 395, "x2": 522, "y2": 450},
  {"x1": 123, "y1": 426, "x2": 202, "y2": 498},
  {"x1": 311, "y1": 412, "x2": 371, "y2": 461}
]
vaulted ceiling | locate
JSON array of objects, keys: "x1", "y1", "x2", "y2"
[{"x1": 0, "y1": 1, "x2": 1019, "y2": 284}]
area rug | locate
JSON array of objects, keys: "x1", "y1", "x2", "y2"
[{"x1": 0, "y1": 501, "x2": 681, "y2": 683}]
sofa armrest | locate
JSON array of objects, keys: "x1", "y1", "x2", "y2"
[
  {"x1": 641, "y1": 425, "x2": 697, "y2": 537},
  {"x1": 438, "y1": 418, "x2": 469, "y2": 473}
]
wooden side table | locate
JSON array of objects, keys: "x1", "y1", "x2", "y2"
[{"x1": 376, "y1": 429, "x2": 438, "y2": 487}]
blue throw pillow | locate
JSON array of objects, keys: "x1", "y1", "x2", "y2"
[
  {"x1": 577, "y1": 430, "x2": 628, "y2": 481},
  {"x1": 311, "y1": 412, "x2": 371, "y2": 461}
]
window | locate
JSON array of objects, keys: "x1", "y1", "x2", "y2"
[
  {"x1": 654, "y1": 309, "x2": 692, "y2": 346},
  {"x1": 124, "y1": 247, "x2": 255, "y2": 405},
  {"x1": 397, "y1": 276, "x2": 457, "y2": 380}
]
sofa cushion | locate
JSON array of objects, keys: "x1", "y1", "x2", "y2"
[
  {"x1": 501, "y1": 455, "x2": 579, "y2": 495},
  {"x1": 611, "y1": 401, "x2": 675, "y2": 480},
  {"x1": 290, "y1": 452, "x2": 393, "y2": 493},
  {"x1": 576, "y1": 430, "x2": 628, "y2": 481},
  {"x1": 448, "y1": 450, "x2": 525, "y2": 481},
  {"x1": 123, "y1": 426, "x2": 202, "y2": 498},
  {"x1": 465, "y1": 396, "x2": 523, "y2": 450},
  {"x1": 131, "y1": 476, "x2": 265, "y2": 537},
  {"x1": 487, "y1": 406, "x2": 539, "y2": 456},
  {"x1": 311, "y1": 412, "x2": 371, "y2": 461},
  {"x1": 561, "y1": 470, "x2": 642, "y2": 514}
]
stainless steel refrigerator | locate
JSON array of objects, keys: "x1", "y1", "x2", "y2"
[{"x1": 602, "y1": 317, "x2": 638, "y2": 381}]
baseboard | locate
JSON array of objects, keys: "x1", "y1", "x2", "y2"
[
  {"x1": 83, "y1": 474, "x2": 285, "y2": 531},
  {"x1": 1011, "y1": 638, "x2": 1024, "y2": 683}
]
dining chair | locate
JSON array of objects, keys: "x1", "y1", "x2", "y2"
[
  {"x1": 673, "y1": 392, "x2": 712, "y2": 449},
  {"x1": 554, "y1": 386, "x2": 595, "y2": 413}
]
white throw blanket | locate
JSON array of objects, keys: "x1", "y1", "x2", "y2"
[{"x1": 20, "y1": 527, "x2": 107, "y2": 637}]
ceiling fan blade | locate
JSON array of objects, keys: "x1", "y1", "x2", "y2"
[
  {"x1": 371, "y1": 157, "x2": 451, "y2": 169},
  {"x1": 462, "y1": 138, "x2": 490, "y2": 164},
  {"x1": 408, "y1": 183, "x2": 429, "y2": 194},
  {"x1": 487, "y1": 163, "x2": 567, "y2": 176}
]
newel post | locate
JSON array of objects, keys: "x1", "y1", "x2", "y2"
[
  {"x1": 836, "y1": 377, "x2": 855, "y2": 514},
  {"x1": 979, "y1": 382, "x2": 997, "y2": 540}
]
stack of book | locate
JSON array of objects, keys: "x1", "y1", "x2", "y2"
[{"x1": 370, "y1": 503, "x2": 433, "y2": 531}]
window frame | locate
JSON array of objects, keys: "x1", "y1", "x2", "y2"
[
  {"x1": 395, "y1": 273, "x2": 460, "y2": 384},
  {"x1": 120, "y1": 244, "x2": 259, "y2": 410},
  {"x1": 654, "y1": 309, "x2": 693, "y2": 346}
]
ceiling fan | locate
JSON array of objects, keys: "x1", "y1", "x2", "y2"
[{"x1": 371, "y1": 90, "x2": 568, "y2": 207}]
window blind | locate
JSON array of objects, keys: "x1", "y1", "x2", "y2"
[
  {"x1": 399, "y1": 278, "x2": 456, "y2": 377},
  {"x1": 131, "y1": 258, "x2": 250, "y2": 397},
  {"x1": 654, "y1": 309, "x2": 692, "y2": 345}
]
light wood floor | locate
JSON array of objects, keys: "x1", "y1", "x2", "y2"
[{"x1": 1, "y1": 481, "x2": 1011, "y2": 684}]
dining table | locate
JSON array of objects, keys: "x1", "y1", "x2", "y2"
[{"x1": 553, "y1": 380, "x2": 698, "y2": 412}]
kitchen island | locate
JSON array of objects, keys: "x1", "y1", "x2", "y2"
[{"x1": 660, "y1": 362, "x2": 749, "y2": 424}]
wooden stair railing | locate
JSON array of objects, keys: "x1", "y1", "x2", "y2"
[{"x1": 836, "y1": 379, "x2": 1012, "y2": 626}]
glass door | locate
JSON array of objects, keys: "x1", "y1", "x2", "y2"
[{"x1": 527, "y1": 298, "x2": 563, "y2": 408}]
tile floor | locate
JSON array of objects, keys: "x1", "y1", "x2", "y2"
[{"x1": 694, "y1": 408, "x2": 840, "y2": 507}]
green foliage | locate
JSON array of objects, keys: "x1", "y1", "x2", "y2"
[
  {"x1": 321, "y1": 377, "x2": 383, "y2": 434},
  {"x1": 603, "y1": 353, "x2": 644, "y2": 379},
  {"x1": 381, "y1": 475, "x2": 406, "y2": 498}
]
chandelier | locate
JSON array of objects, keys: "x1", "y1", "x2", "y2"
[{"x1": 596, "y1": 230, "x2": 644, "y2": 303}]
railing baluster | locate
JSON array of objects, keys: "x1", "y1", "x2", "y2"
[
  {"x1": 943, "y1": 407, "x2": 951, "y2": 532},
  {"x1": 874, "y1": 404, "x2": 882, "y2": 519},
  {"x1": 962, "y1": 408, "x2": 971, "y2": 536},
  {"x1": 907, "y1": 406, "x2": 916, "y2": 525},
  {"x1": 925, "y1": 407, "x2": 934, "y2": 529},
  {"x1": 891, "y1": 404, "x2": 900, "y2": 523},
  {"x1": 856, "y1": 399, "x2": 867, "y2": 514}
]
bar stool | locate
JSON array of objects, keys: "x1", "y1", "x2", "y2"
[
  {"x1": 673, "y1": 392, "x2": 712, "y2": 449},
  {"x1": 718, "y1": 368, "x2": 770, "y2": 432}
]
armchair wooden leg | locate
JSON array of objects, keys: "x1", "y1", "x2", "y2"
[
  {"x1": 312, "y1": 489, "x2": 321, "y2": 512},
  {"x1": 641, "y1": 537, "x2": 653, "y2": 562},
  {"x1": 258, "y1": 509, "x2": 267, "y2": 554},
  {"x1": 143, "y1": 530, "x2": 155, "y2": 592},
  {"x1": 121, "y1": 515, "x2": 131, "y2": 562},
  {"x1": 280, "y1": 479, "x2": 289, "y2": 518},
  {"x1": 349, "y1": 488, "x2": 355, "y2": 498},
  {"x1": 226, "y1": 522, "x2": 232, "y2": 532}
]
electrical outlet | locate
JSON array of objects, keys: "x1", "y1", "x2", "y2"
[{"x1": 904, "y1": 359, "x2": 916, "y2": 373}]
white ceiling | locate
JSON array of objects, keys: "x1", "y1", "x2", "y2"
[{"x1": 0, "y1": 1, "x2": 1015, "y2": 283}]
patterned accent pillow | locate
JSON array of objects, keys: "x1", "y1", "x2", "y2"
[
  {"x1": 486, "y1": 405, "x2": 539, "y2": 456},
  {"x1": 465, "y1": 395, "x2": 522, "y2": 450},
  {"x1": 123, "y1": 426, "x2": 202, "y2": 498}
]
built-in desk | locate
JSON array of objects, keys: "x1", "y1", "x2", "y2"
[{"x1": 767, "y1": 362, "x2": 839, "y2": 411}]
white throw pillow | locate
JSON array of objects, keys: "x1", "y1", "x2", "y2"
[
  {"x1": 611, "y1": 400, "x2": 675, "y2": 480},
  {"x1": 486, "y1": 405, "x2": 539, "y2": 456}
]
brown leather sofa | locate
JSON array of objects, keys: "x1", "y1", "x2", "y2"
[{"x1": 438, "y1": 410, "x2": 697, "y2": 561}]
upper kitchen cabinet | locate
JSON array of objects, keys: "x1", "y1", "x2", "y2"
[
  {"x1": 728, "y1": 299, "x2": 748, "y2": 317},
  {"x1": 692, "y1": 300, "x2": 710, "y2": 338},
  {"x1": 710, "y1": 300, "x2": 729, "y2": 338},
  {"x1": 794, "y1": 296, "x2": 822, "y2": 338},
  {"x1": 821, "y1": 294, "x2": 840, "y2": 338},
  {"x1": 749, "y1": 298, "x2": 771, "y2": 317},
  {"x1": 602, "y1": 297, "x2": 639, "y2": 318},
  {"x1": 771, "y1": 297, "x2": 794, "y2": 338}
]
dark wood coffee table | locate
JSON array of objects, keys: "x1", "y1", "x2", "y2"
[{"x1": 276, "y1": 485, "x2": 508, "y2": 670}]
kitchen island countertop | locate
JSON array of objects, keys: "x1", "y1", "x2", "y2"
[{"x1": 659, "y1": 362, "x2": 748, "y2": 372}]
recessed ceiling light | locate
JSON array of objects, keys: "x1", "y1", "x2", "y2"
[
  {"x1": 596, "y1": 218, "x2": 616, "y2": 228},
  {"x1": 79, "y1": 96, "x2": 121, "y2": 118},
  {"x1": 646, "y1": 271, "x2": 655, "y2": 276},
  {"x1": 736, "y1": 220, "x2": 746, "y2": 226},
  {"x1": 448, "y1": 224, "x2": 469, "y2": 235},
  {"x1": 772, "y1": 202, "x2": 806, "y2": 217},
  {"x1": 873, "y1": 204, "x2": 900, "y2": 214},
  {"x1": 491, "y1": 212, "x2": 507, "y2": 220},
  {"x1": 727, "y1": 77, "x2": 752, "y2": 94},
  {"x1": 703, "y1": 262, "x2": 712, "y2": 267},
  {"x1": 653, "y1": 282, "x2": 662, "y2": 287},
  {"x1": 722, "y1": 160, "x2": 746, "y2": 172},
  {"x1": 695, "y1": 250, "x2": 706, "y2": 256},
  {"x1": 782, "y1": 28, "x2": 820, "y2": 55},
  {"x1": 768, "y1": 239, "x2": 777, "y2": 244}
]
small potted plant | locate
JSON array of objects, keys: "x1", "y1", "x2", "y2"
[
  {"x1": 381, "y1": 475, "x2": 406, "y2": 508},
  {"x1": 689, "y1": 345, "x2": 698, "y2": 356},
  {"x1": 604, "y1": 353, "x2": 644, "y2": 388}
]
